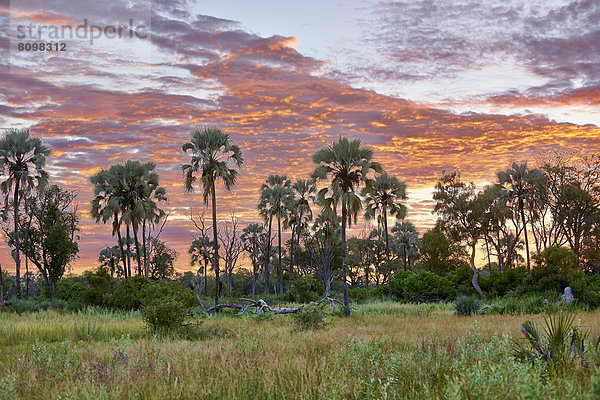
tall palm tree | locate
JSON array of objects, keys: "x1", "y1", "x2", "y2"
[
  {"x1": 241, "y1": 223, "x2": 265, "y2": 296},
  {"x1": 258, "y1": 174, "x2": 291, "y2": 299},
  {"x1": 497, "y1": 162, "x2": 543, "y2": 272},
  {"x1": 362, "y1": 172, "x2": 407, "y2": 297},
  {"x1": 0, "y1": 128, "x2": 50, "y2": 298},
  {"x1": 285, "y1": 179, "x2": 316, "y2": 290},
  {"x1": 182, "y1": 127, "x2": 243, "y2": 306},
  {"x1": 119, "y1": 160, "x2": 166, "y2": 277},
  {"x1": 90, "y1": 166, "x2": 128, "y2": 277},
  {"x1": 391, "y1": 221, "x2": 419, "y2": 271},
  {"x1": 312, "y1": 137, "x2": 381, "y2": 308}
]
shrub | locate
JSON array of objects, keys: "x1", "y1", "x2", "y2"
[
  {"x1": 455, "y1": 295, "x2": 481, "y2": 316},
  {"x1": 103, "y1": 276, "x2": 149, "y2": 310},
  {"x1": 292, "y1": 306, "x2": 327, "y2": 331},
  {"x1": 348, "y1": 287, "x2": 370, "y2": 303},
  {"x1": 479, "y1": 267, "x2": 528, "y2": 297},
  {"x1": 140, "y1": 280, "x2": 196, "y2": 308},
  {"x1": 513, "y1": 311, "x2": 588, "y2": 374},
  {"x1": 283, "y1": 276, "x2": 323, "y2": 303},
  {"x1": 141, "y1": 299, "x2": 187, "y2": 332},
  {"x1": 392, "y1": 271, "x2": 454, "y2": 302}
]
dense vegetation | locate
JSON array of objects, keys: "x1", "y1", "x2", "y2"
[{"x1": 1, "y1": 127, "x2": 600, "y2": 398}]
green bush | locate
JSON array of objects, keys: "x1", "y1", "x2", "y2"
[
  {"x1": 283, "y1": 276, "x2": 323, "y2": 303},
  {"x1": 348, "y1": 287, "x2": 370, "y2": 303},
  {"x1": 292, "y1": 306, "x2": 327, "y2": 331},
  {"x1": 392, "y1": 271, "x2": 455, "y2": 302},
  {"x1": 103, "y1": 276, "x2": 149, "y2": 310},
  {"x1": 456, "y1": 295, "x2": 481, "y2": 315},
  {"x1": 479, "y1": 267, "x2": 528, "y2": 297},
  {"x1": 140, "y1": 280, "x2": 196, "y2": 308},
  {"x1": 141, "y1": 299, "x2": 187, "y2": 331}
]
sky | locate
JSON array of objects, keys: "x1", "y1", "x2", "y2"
[{"x1": 0, "y1": 0, "x2": 599, "y2": 274}]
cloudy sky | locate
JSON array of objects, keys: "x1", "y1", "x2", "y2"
[{"x1": 1, "y1": 0, "x2": 599, "y2": 273}]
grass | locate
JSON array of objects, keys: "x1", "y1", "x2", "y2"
[{"x1": 1, "y1": 303, "x2": 600, "y2": 399}]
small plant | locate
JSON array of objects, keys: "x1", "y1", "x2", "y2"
[
  {"x1": 455, "y1": 295, "x2": 481, "y2": 316},
  {"x1": 73, "y1": 319, "x2": 100, "y2": 341},
  {"x1": 141, "y1": 299, "x2": 187, "y2": 332},
  {"x1": 292, "y1": 306, "x2": 327, "y2": 331},
  {"x1": 513, "y1": 311, "x2": 588, "y2": 374}
]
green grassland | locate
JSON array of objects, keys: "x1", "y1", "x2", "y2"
[{"x1": 1, "y1": 302, "x2": 600, "y2": 399}]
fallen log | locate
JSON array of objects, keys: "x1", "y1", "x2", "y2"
[{"x1": 195, "y1": 294, "x2": 344, "y2": 316}]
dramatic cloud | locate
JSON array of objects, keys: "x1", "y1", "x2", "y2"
[{"x1": 0, "y1": 0, "x2": 598, "y2": 272}]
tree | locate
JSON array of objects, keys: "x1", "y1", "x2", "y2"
[
  {"x1": 189, "y1": 210, "x2": 213, "y2": 297},
  {"x1": 362, "y1": 172, "x2": 407, "y2": 298},
  {"x1": 182, "y1": 126, "x2": 244, "y2": 306},
  {"x1": 16, "y1": 184, "x2": 78, "y2": 298},
  {"x1": 241, "y1": 223, "x2": 266, "y2": 296},
  {"x1": 219, "y1": 211, "x2": 244, "y2": 296},
  {"x1": 312, "y1": 137, "x2": 381, "y2": 308},
  {"x1": 433, "y1": 171, "x2": 487, "y2": 297},
  {"x1": 258, "y1": 174, "x2": 291, "y2": 299},
  {"x1": 497, "y1": 162, "x2": 544, "y2": 272},
  {"x1": 90, "y1": 165, "x2": 128, "y2": 277},
  {"x1": 149, "y1": 238, "x2": 178, "y2": 280},
  {"x1": 0, "y1": 128, "x2": 50, "y2": 298},
  {"x1": 285, "y1": 179, "x2": 315, "y2": 291},
  {"x1": 98, "y1": 245, "x2": 122, "y2": 278},
  {"x1": 391, "y1": 221, "x2": 420, "y2": 271},
  {"x1": 418, "y1": 228, "x2": 465, "y2": 274}
]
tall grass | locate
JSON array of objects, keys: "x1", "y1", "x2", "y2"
[{"x1": 0, "y1": 304, "x2": 599, "y2": 399}]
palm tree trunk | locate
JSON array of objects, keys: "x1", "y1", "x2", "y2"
[
  {"x1": 211, "y1": 181, "x2": 220, "y2": 306},
  {"x1": 115, "y1": 212, "x2": 127, "y2": 278},
  {"x1": 485, "y1": 236, "x2": 491, "y2": 271},
  {"x1": 278, "y1": 214, "x2": 283, "y2": 300},
  {"x1": 0, "y1": 260, "x2": 4, "y2": 305},
  {"x1": 383, "y1": 208, "x2": 392, "y2": 299},
  {"x1": 132, "y1": 223, "x2": 142, "y2": 276},
  {"x1": 142, "y1": 220, "x2": 148, "y2": 278},
  {"x1": 341, "y1": 199, "x2": 349, "y2": 309},
  {"x1": 13, "y1": 180, "x2": 21, "y2": 299},
  {"x1": 126, "y1": 224, "x2": 132, "y2": 277},
  {"x1": 520, "y1": 199, "x2": 531, "y2": 272},
  {"x1": 252, "y1": 255, "x2": 257, "y2": 296},
  {"x1": 264, "y1": 216, "x2": 272, "y2": 295},
  {"x1": 402, "y1": 243, "x2": 407, "y2": 271},
  {"x1": 288, "y1": 225, "x2": 295, "y2": 291},
  {"x1": 25, "y1": 256, "x2": 29, "y2": 299}
]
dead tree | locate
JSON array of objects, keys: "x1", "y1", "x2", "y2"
[{"x1": 219, "y1": 211, "x2": 244, "y2": 296}]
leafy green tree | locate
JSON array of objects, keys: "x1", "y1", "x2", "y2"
[
  {"x1": 434, "y1": 171, "x2": 487, "y2": 297},
  {"x1": 16, "y1": 185, "x2": 78, "y2": 298},
  {"x1": 149, "y1": 238, "x2": 178, "y2": 280},
  {"x1": 312, "y1": 137, "x2": 381, "y2": 307},
  {"x1": 362, "y1": 172, "x2": 407, "y2": 298},
  {"x1": 189, "y1": 235, "x2": 213, "y2": 297},
  {"x1": 418, "y1": 228, "x2": 465, "y2": 274},
  {"x1": 182, "y1": 127, "x2": 244, "y2": 305},
  {"x1": 0, "y1": 128, "x2": 50, "y2": 298}
]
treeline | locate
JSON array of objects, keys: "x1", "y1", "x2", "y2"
[{"x1": 0, "y1": 126, "x2": 599, "y2": 311}]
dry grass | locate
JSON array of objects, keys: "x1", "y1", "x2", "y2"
[{"x1": 1, "y1": 304, "x2": 599, "y2": 399}]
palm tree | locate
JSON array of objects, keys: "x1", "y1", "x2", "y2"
[
  {"x1": 285, "y1": 179, "x2": 315, "y2": 291},
  {"x1": 391, "y1": 221, "x2": 419, "y2": 271},
  {"x1": 497, "y1": 162, "x2": 543, "y2": 272},
  {"x1": 0, "y1": 128, "x2": 50, "y2": 298},
  {"x1": 189, "y1": 235, "x2": 213, "y2": 297},
  {"x1": 312, "y1": 137, "x2": 381, "y2": 308},
  {"x1": 119, "y1": 160, "x2": 166, "y2": 277},
  {"x1": 258, "y1": 174, "x2": 291, "y2": 299},
  {"x1": 90, "y1": 166, "x2": 128, "y2": 277},
  {"x1": 182, "y1": 127, "x2": 243, "y2": 306},
  {"x1": 362, "y1": 172, "x2": 407, "y2": 298},
  {"x1": 241, "y1": 223, "x2": 266, "y2": 296}
]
